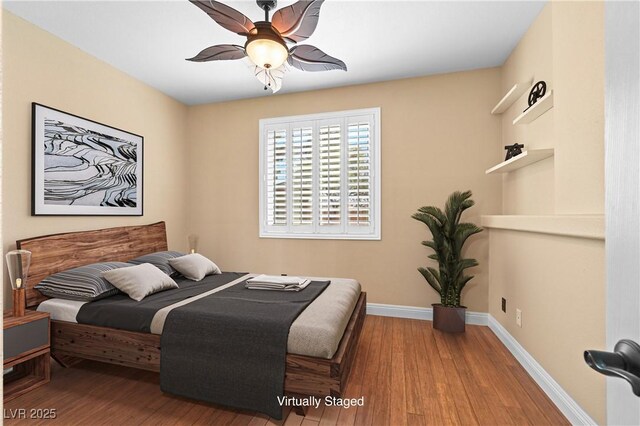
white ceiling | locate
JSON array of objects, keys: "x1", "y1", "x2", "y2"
[{"x1": 3, "y1": 0, "x2": 546, "y2": 105}]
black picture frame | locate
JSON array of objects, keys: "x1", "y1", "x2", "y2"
[{"x1": 31, "y1": 103, "x2": 144, "y2": 216}]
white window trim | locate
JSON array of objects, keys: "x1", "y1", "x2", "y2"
[{"x1": 259, "y1": 107, "x2": 381, "y2": 240}]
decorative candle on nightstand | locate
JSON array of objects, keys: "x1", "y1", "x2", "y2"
[{"x1": 6, "y1": 250, "x2": 31, "y2": 317}]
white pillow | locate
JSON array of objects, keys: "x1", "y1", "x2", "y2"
[
  {"x1": 168, "y1": 253, "x2": 221, "y2": 281},
  {"x1": 103, "y1": 263, "x2": 178, "y2": 301}
]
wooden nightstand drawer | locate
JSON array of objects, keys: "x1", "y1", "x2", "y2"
[
  {"x1": 3, "y1": 310, "x2": 51, "y2": 402},
  {"x1": 4, "y1": 317, "x2": 49, "y2": 359}
]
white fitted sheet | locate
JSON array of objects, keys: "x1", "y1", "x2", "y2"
[{"x1": 37, "y1": 298, "x2": 86, "y2": 323}]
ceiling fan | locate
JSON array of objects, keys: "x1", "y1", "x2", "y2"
[{"x1": 187, "y1": 0, "x2": 347, "y2": 92}]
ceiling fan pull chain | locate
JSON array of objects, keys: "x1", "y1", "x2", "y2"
[{"x1": 264, "y1": 68, "x2": 272, "y2": 90}]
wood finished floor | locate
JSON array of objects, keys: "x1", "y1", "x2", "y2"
[{"x1": 4, "y1": 315, "x2": 568, "y2": 425}]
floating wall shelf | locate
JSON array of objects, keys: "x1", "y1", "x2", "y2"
[
  {"x1": 491, "y1": 79, "x2": 533, "y2": 115},
  {"x1": 481, "y1": 215, "x2": 604, "y2": 240},
  {"x1": 512, "y1": 90, "x2": 554, "y2": 125},
  {"x1": 485, "y1": 149, "x2": 554, "y2": 174}
]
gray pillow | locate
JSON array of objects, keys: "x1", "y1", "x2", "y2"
[
  {"x1": 168, "y1": 253, "x2": 221, "y2": 281},
  {"x1": 35, "y1": 262, "x2": 130, "y2": 301},
  {"x1": 103, "y1": 263, "x2": 178, "y2": 301},
  {"x1": 128, "y1": 251, "x2": 185, "y2": 276}
]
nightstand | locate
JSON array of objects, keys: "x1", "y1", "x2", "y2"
[{"x1": 3, "y1": 310, "x2": 51, "y2": 402}]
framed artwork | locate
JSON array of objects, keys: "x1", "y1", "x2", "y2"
[{"x1": 32, "y1": 103, "x2": 143, "y2": 216}]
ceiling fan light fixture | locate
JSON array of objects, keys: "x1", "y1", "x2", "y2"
[
  {"x1": 187, "y1": 0, "x2": 347, "y2": 92},
  {"x1": 245, "y1": 23, "x2": 289, "y2": 69}
]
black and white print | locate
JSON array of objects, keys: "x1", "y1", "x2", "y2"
[{"x1": 32, "y1": 103, "x2": 143, "y2": 216}]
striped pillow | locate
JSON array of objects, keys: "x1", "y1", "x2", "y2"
[
  {"x1": 35, "y1": 262, "x2": 130, "y2": 301},
  {"x1": 128, "y1": 251, "x2": 185, "y2": 276}
]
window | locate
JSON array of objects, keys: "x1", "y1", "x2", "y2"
[{"x1": 260, "y1": 108, "x2": 381, "y2": 240}]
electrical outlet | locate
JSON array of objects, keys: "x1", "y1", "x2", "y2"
[
  {"x1": 516, "y1": 309, "x2": 522, "y2": 327},
  {"x1": 501, "y1": 298, "x2": 507, "y2": 313}
]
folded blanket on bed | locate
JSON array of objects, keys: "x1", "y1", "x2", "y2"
[
  {"x1": 245, "y1": 275, "x2": 311, "y2": 291},
  {"x1": 247, "y1": 274, "x2": 307, "y2": 285},
  {"x1": 245, "y1": 280, "x2": 311, "y2": 291}
]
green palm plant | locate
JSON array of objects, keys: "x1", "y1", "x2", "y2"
[{"x1": 411, "y1": 191, "x2": 483, "y2": 307}]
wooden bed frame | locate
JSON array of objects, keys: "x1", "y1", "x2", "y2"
[{"x1": 17, "y1": 222, "x2": 366, "y2": 401}]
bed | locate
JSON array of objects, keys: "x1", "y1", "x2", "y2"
[{"x1": 17, "y1": 222, "x2": 366, "y2": 416}]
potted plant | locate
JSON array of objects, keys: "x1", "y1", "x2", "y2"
[{"x1": 411, "y1": 190, "x2": 483, "y2": 333}]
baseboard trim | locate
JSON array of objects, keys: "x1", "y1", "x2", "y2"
[
  {"x1": 366, "y1": 303, "x2": 488, "y2": 325},
  {"x1": 488, "y1": 315, "x2": 597, "y2": 425}
]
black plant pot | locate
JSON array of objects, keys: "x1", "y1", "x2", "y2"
[{"x1": 432, "y1": 304, "x2": 467, "y2": 333}]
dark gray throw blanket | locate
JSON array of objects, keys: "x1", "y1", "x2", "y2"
[{"x1": 160, "y1": 279, "x2": 329, "y2": 420}]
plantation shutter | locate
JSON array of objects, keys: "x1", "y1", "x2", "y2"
[
  {"x1": 291, "y1": 124, "x2": 314, "y2": 232},
  {"x1": 318, "y1": 120, "x2": 343, "y2": 233},
  {"x1": 260, "y1": 108, "x2": 380, "y2": 239},
  {"x1": 265, "y1": 125, "x2": 288, "y2": 231},
  {"x1": 346, "y1": 114, "x2": 375, "y2": 235}
]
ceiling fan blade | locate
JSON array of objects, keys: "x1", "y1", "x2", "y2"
[
  {"x1": 189, "y1": 0, "x2": 255, "y2": 35},
  {"x1": 287, "y1": 45, "x2": 347, "y2": 72},
  {"x1": 186, "y1": 44, "x2": 247, "y2": 62},
  {"x1": 271, "y1": 0, "x2": 325, "y2": 43}
]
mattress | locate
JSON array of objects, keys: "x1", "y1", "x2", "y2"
[{"x1": 38, "y1": 276, "x2": 361, "y2": 359}]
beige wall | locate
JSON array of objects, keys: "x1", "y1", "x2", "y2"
[
  {"x1": 186, "y1": 69, "x2": 503, "y2": 311},
  {"x1": 488, "y1": 230, "x2": 605, "y2": 422},
  {"x1": 1, "y1": 12, "x2": 190, "y2": 307},
  {"x1": 488, "y1": 2, "x2": 606, "y2": 423},
  {"x1": 500, "y1": 4, "x2": 555, "y2": 215},
  {"x1": 552, "y1": 1, "x2": 604, "y2": 214},
  {"x1": 499, "y1": 1, "x2": 604, "y2": 216}
]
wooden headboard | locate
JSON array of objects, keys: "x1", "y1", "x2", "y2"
[{"x1": 17, "y1": 222, "x2": 168, "y2": 308}]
